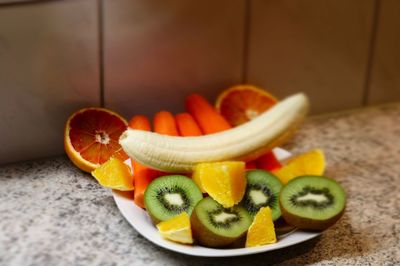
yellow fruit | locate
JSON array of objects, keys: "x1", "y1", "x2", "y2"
[
  {"x1": 156, "y1": 212, "x2": 193, "y2": 244},
  {"x1": 192, "y1": 161, "x2": 246, "y2": 208},
  {"x1": 245, "y1": 207, "x2": 277, "y2": 248},
  {"x1": 273, "y1": 149, "x2": 325, "y2": 184},
  {"x1": 91, "y1": 158, "x2": 134, "y2": 191}
]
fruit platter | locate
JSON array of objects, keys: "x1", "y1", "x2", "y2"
[{"x1": 64, "y1": 85, "x2": 346, "y2": 256}]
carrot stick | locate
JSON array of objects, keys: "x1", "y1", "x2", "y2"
[
  {"x1": 175, "y1": 113, "x2": 203, "y2": 136},
  {"x1": 129, "y1": 114, "x2": 151, "y2": 130},
  {"x1": 129, "y1": 115, "x2": 159, "y2": 208},
  {"x1": 153, "y1": 111, "x2": 179, "y2": 136},
  {"x1": 256, "y1": 151, "x2": 282, "y2": 172},
  {"x1": 185, "y1": 93, "x2": 231, "y2": 134}
]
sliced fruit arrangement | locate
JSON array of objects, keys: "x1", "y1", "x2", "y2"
[
  {"x1": 64, "y1": 85, "x2": 347, "y2": 250},
  {"x1": 144, "y1": 175, "x2": 203, "y2": 223},
  {"x1": 120, "y1": 93, "x2": 309, "y2": 173},
  {"x1": 156, "y1": 212, "x2": 193, "y2": 244},
  {"x1": 64, "y1": 107, "x2": 128, "y2": 173},
  {"x1": 190, "y1": 197, "x2": 253, "y2": 248},
  {"x1": 192, "y1": 161, "x2": 246, "y2": 208},
  {"x1": 280, "y1": 175, "x2": 346, "y2": 230},
  {"x1": 241, "y1": 170, "x2": 283, "y2": 221}
]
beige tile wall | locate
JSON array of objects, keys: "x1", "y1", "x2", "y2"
[
  {"x1": 246, "y1": 0, "x2": 375, "y2": 114},
  {"x1": 0, "y1": 0, "x2": 100, "y2": 164},
  {"x1": 367, "y1": 0, "x2": 400, "y2": 104},
  {"x1": 0, "y1": 0, "x2": 400, "y2": 164},
  {"x1": 103, "y1": 0, "x2": 245, "y2": 118}
]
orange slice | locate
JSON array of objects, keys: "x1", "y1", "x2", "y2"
[
  {"x1": 156, "y1": 212, "x2": 193, "y2": 244},
  {"x1": 215, "y1": 85, "x2": 278, "y2": 126},
  {"x1": 91, "y1": 157, "x2": 134, "y2": 191},
  {"x1": 273, "y1": 149, "x2": 326, "y2": 184},
  {"x1": 245, "y1": 207, "x2": 277, "y2": 247},
  {"x1": 192, "y1": 161, "x2": 246, "y2": 208},
  {"x1": 64, "y1": 107, "x2": 128, "y2": 173}
]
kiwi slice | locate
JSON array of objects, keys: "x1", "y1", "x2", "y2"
[
  {"x1": 280, "y1": 175, "x2": 346, "y2": 231},
  {"x1": 144, "y1": 175, "x2": 202, "y2": 224},
  {"x1": 241, "y1": 170, "x2": 283, "y2": 221},
  {"x1": 191, "y1": 197, "x2": 252, "y2": 248}
]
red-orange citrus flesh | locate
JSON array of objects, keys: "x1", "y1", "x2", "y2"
[
  {"x1": 216, "y1": 85, "x2": 278, "y2": 126},
  {"x1": 64, "y1": 107, "x2": 128, "y2": 173}
]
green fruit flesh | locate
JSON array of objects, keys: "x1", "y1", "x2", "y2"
[
  {"x1": 191, "y1": 197, "x2": 252, "y2": 247},
  {"x1": 144, "y1": 175, "x2": 202, "y2": 223},
  {"x1": 280, "y1": 175, "x2": 346, "y2": 230},
  {"x1": 242, "y1": 170, "x2": 283, "y2": 221}
]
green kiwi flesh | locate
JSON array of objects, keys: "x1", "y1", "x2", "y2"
[
  {"x1": 144, "y1": 175, "x2": 203, "y2": 224},
  {"x1": 241, "y1": 170, "x2": 283, "y2": 221},
  {"x1": 191, "y1": 197, "x2": 252, "y2": 248},
  {"x1": 280, "y1": 175, "x2": 346, "y2": 230}
]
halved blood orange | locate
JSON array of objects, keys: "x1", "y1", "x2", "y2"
[
  {"x1": 215, "y1": 85, "x2": 278, "y2": 126},
  {"x1": 64, "y1": 107, "x2": 128, "y2": 173}
]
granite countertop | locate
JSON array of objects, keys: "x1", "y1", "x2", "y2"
[{"x1": 1, "y1": 103, "x2": 400, "y2": 266}]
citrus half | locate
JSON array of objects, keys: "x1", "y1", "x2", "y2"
[
  {"x1": 64, "y1": 107, "x2": 128, "y2": 173},
  {"x1": 215, "y1": 85, "x2": 278, "y2": 126}
]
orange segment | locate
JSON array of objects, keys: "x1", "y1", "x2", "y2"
[
  {"x1": 156, "y1": 212, "x2": 193, "y2": 244},
  {"x1": 192, "y1": 161, "x2": 246, "y2": 208},
  {"x1": 64, "y1": 107, "x2": 128, "y2": 173},
  {"x1": 273, "y1": 149, "x2": 326, "y2": 184},
  {"x1": 91, "y1": 157, "x2": 134, "y2": 191},
  {"x1": 215, "y1": 85, "x2": 278, "y2": 126},
  {"x1": 245, "y1": 207, "x2": 277, "y2": 247}
]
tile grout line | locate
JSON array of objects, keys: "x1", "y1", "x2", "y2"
[
  {"x1": 241, "y1": 0, "x2": 251, "y2": 84},
  {"x1": 362, "y1": 0, "x2": 381, "y2": 106},
  {"x1": 97, "y1": 0, "x2": 105, "y2": 108}
]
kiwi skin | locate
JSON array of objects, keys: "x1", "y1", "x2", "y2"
[
  {"x1": 279, "y1": 199, "x2": 345, "y2": 231},
  {"x1": 190, "y1": 209, "x2": 247, "y2": 248},
  {"x1": 274, "y1": 217, "x2": 296, "y2": 235},
  {"x1": 146, "y1": 209, "x2": 162, "y2": 225}
]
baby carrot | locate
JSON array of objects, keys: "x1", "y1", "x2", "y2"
[
  {"x1": 133, "y1": 164, "x2": 160, "y2": 208},
  {"x1": 185, "y1": 93, "x2": 231, "y2": 134},
  {"x1": 129, "y1": 114, "x2": 151, "y2": 130},
  {"x1": 153, "y1": 111, "x2": 179, "y2": 136},
  {"x1": 129, "y1": 115, "x2": 159, "y2": 208},
  {"x1": 175, "y1": 113, "x2": 203, "y2": 136}
]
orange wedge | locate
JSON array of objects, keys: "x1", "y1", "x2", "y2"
[
  {"x1": 156, "y1": 212, "x2": 193, "y2": 244},
  {"x1": 91, "y1": 157, "x2": 134, "y2": 191},
  {"x1": 273, "y1": 149, "x2": 326, "y2": 184},
  {"x1": 64, "y1": 107, "x2": 128, "y2": 173},
  {"x1": 246, "y1": 207, "x2": 277, "y2": 247},
  {"x1": 193, "y1": 161, "x2": 246, "y2": 208}
]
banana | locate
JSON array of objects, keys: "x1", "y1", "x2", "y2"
[{"x1": 120, "y1": 93, "x2": 309, "y2": 173}]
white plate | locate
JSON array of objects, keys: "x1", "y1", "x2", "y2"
[{"x1": 112, "y1": 148, "x2": 320, "y2": 257}]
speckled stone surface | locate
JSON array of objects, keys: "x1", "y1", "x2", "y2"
[{"x1": 1, "y1": 104, "x2": 400, "y2": 266}]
